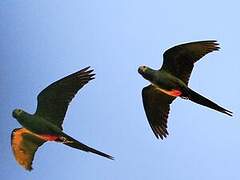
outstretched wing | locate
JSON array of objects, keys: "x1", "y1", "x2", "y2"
[
  {"x1": 11, "y1": 128, "x2": 46, "y2": 171},
  {"x1": 142, "y1": 85, "x2": 175, "y2": 139},
  {"x1": 35, "y1": 67, "x2": 95, "y2": 129},
  {"x1": 161, "y1": 40, "x2": 219, "y2": 84}
]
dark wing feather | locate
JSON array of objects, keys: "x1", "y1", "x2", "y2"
[
  {"x1": 161, "y1": 40, "x2": 220, "y2": 84},
  {"x1": 35, "y1": 67, "x2": 95, "y2": 129},
  {"x1": 142, "y1": 85, "x2": 175, "y2": 139},
  {"x1": 11, "y1": 128, "x2": 46, "y2": 171}
]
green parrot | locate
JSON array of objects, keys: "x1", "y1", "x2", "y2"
[
  {"x1": 138, "y1": 40, "x2": 233, "y2": 139},
  {"x1": 11, "y1": 66, "x2": 113, "y2": 171}
]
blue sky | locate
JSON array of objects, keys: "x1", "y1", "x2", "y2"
[{"x1": 1, "y1": 0, "x2": 240, "y2": 179}]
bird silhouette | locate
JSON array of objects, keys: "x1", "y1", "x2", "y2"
[
  {"x1": 138, "y1": 40, "x2": 232, "y2": 139},
  {"x1": 11, "y1": 66, "x2": 113, "y2": 171}
]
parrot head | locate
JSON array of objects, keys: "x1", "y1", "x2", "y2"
[
  {"x1": 12, "y1": 108, "x2": 32, "y2": 127},
  {"x1": 138, "y1": 65, "x2": 155, "y2": 82}
]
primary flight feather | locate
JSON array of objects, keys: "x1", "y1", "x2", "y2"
[
  {"x1": 138, "y1": 40, "x2": 233, "y2": 139},
  {"x1": 11, "y1": 66, "x2": 113, "y2": 171}
]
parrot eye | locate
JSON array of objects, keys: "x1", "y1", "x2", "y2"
[
  {"x1": 18, "y1": 109, "x2": 22, "y2": 113},
  {"x1": 142, "y1": 66, "x2": 147, "y2": 71}
]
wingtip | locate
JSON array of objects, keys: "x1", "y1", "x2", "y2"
[
  {"x1": 204, "y1": 39, "x2": 218, "y2": 43},
  {"x1": 86, "y1": 69, "x2": 94, "y2": 74},
  {"x1": 154, "y1": 127, "x2": 168, "y2": 140},
  {"x1": 204, "y1": 40, "x2": 220, "y2": 52},
  {"x1": 156, "y1": 134, "x2": 167, "y2": 140},
  {"x1": 154, "y1": 132, "x2": 165, "y2": 140},
  {"x1": 80, "y1": 66, "x2": 95, "y2": 73},
  {"x1": 80, "y1": 66, "x2": 91, "y2": 72},
  {"x1": 77, "y1": 67, "x2": 95, "y2": 81}
]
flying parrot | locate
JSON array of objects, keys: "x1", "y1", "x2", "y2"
[
  {"x1": 138, "y1": 40, "x2": 233, "y2": 139},
  {"x1": 11, "y1": 66, "x2": 113, "y2": 171}
]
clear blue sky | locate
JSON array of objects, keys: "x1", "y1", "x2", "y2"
[{"x1": 1, "y1": 1, "x2": 240, "y2": 179}]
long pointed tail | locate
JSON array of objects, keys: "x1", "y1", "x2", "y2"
[
  {"x1": 60, "y1": 133, "x2": 114, "y2": 160},
  {"x1": 186, "y1": 88, "x2": 233, "y2": 116}
]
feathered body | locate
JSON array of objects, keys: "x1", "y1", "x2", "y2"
[{"x1": 138, "y1": 40, "x2": 233, "y2": 139}]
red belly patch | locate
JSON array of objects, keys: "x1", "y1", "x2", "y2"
[
  {"x1": 167, "y1": 89, "x2": 182, "y2": 97},
  {"x1": 39, "y1": 134, "x2": 59, "y2": 141},
  {"x1": 158, "y1": 88, "x2": 182, "y2": 97}
]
